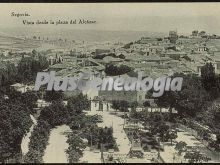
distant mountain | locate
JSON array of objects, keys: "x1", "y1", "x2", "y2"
[
  {"x1": 0, "y1": 30, "x2": 25, "y2": 41},
  {"x1": 0, "y1": 27, "x2": 167, "y2": 43},
  {"x1": 0, "y1": 32, "x2": 40, "y2": 51}
]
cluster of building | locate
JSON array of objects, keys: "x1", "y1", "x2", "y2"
[
  {"x1": 5, "y1": 30, "x2": 220, "y2": 163},
  {"x1": 6, "y1": 30, "x2": 220, "y2": 111},
  {"x1": 37, "y1": 30, "x2": 220, "y2": 106}
]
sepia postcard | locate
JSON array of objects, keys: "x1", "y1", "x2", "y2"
[{"x1": 1, "y1": 2, "x2": 220, "y2": 163}]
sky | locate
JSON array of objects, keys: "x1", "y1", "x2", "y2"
[{"x1": 0, "y1": 3, "x2": 220, "y2": 35}]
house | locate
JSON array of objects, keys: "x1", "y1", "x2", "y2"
[
  {"x1": 62, "y1": 55, "x2": 77, "y2": 63},
  {"x1": 145, "y1": 55, "x2": 162, "y2": 63},
  {"x1": 95, "y1": 49, "x2": 111, "y2": 56},
  {"x1": 145, "y1": 107, "x2": 178, "y2": 113},
  {"x1": 195, "y1": 45, "x2": 208, "y2": 53},
  {"x1": 196, "y1": 62, "x2": 218, "y2": 75},
  {"x1": 103, "y1": 56, "x2": 123, "y2": 64},
  {"x1": 148, "y1": 46, "x2": 165, "y2": 55},
  {"x1": 1, "y1": 50, "x2": 10, "y2": 56},
  {"x1": 168, "y1": 31, "x2": 178, "y2": 44},
  {"x1": 99, "y1": 86, "x2": 146, "y2": 104},
  {"x1": 90, "y1": 96, "x2": 109, "y2": 112},
  {"x1": 48, "y1": 53, "x2": 63, "y2": 65},
  {"x1": 139, "y1": 37, "x2": 158, "y2": 44},
  {"x1": 163, "y1": 51, "x2": 187, "y2": 60}
]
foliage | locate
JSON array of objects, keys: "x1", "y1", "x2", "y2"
[
  {"x1": 66, "y1": 133, "x2": 86, "y2": 163},
  {"x1": 23, "y1": 120, "x2": 51, "y2": 163},
  {"x1": 165, "y1": 130, "x2": 178, "y2": 145},
  {"x1": 17, "y1": 52, "x2": 49, "y2": 83},
  {"x1": 105, "y1": 64, "x2": 133, "y2": 76},
  {"x1": 0, "y1": 50, "x2": 49, "y2": 86},
  {"x1": 44, "y1": 90, "x2": 64, "y2": 103},
  {"x1": 143, "y1": 100, "x2": 151, "y2": 107},
  {"x1": 148, "y1": 113, "x2": 170, "y2": 142},
  {"x1": 129, "y1": 101, "x2": 139, "y2": 118},
  {"x1": 39, "y1": 101, "x2": 69, "y2": 127},
  {"x1": 123, "y1": 42, "x2": 133, "y2": 49},
  {"x1": 155, "y1": 72, "x2": 213, "y2": 118},
  {"x1": 175, "y1": 141, "x2": 187, "y2": 155},
  {"x1": 25, "y1": 93, "x2": 91, "y2": 163},
  {"x1": 184, "y1": 150, "x2": 211, "y2": 163},
  {"x1": 0, "y1": 62, "x2": 18, "y2": 86},
  {"x1": 0, "y1": 98, "x2": 32, "y2": 162},
  {"x1": 118, "y1": 54, "x2": 125, "y2": 59},
  {"x1": 7, "y1": 89, "x2": 38, "y2": 114},
  {"x1": 201, "y1": 62, "x2": 217, "y2": 92},
  {"x1": 93, "y1": 53, "x2": 117, "y2": 59},
  {"x1": 85, "y1": 126, "x2": 117, "y2": 150},
  {"x1": 67, "y1": 93, "x2": 90, "y2": 115},
  {"x1": 111, "y1": 100, "x2": 129, "y2": 112}
]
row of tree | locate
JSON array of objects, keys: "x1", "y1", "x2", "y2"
[
  {"x1": 0, "y1": 50, "x2": 50, "y2": 163},
  {"x1": 105, "y1": 64, "x2": 133, "y2": 76},
  {"x1": 156, "y1": 63, "x2": 220, "y2": 115},
  {"x1": 0, "y1": 50, "x2": 49, "y2": 88},
  {"x1": 23, "y1": 120, "x2": 51, "y2": 163},
  {"x1": 0, "y1": 91, "x2": 33, "y2": 162}
]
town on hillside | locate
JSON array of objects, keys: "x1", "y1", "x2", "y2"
[{"x1": 1, "y1": 28, "x2": 220, "y2": 163}]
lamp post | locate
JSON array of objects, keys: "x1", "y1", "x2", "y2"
[
  {"x1": 101, "y1": 139, "x2": 104, "y2": 163},
  {"x1": 123, "y1": 109, "x2": 126, "y2": 129},
  {"x1": 157, "y1": 137, "x2": 160, "y2": 159},
  {"x1": 90, "y1": 133, "x2": 93, "y2": 149},
  {"x1": 173, "y1": 153, "x2": 176, "y2": 163}
]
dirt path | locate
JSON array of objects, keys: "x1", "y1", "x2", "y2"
[
  {"x1": 43, "y1": 125, "x2": 71, "y2": 163},
  {"x1": 21, "y1": 115, "x2": 37, "y2": 155}
]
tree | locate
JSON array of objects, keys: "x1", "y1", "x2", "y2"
[
  {"x1": 111, "y1": 100, "x2": 129, "y2": 112},
  {"x1": 165, "y1": 130, "x2": 178, "y2": 145},
  {"x1": 0, "y1": 62, "x2": 18, "y2": 86},
  {"x1": 175, "y1": 141, "x2": 187, "y2": 155},
  {"x1": 148, "y1": 113, "x2": 169, "y2": 138},
  {"x1": 67, "y1": 93, "x2": 90, "y2": 115},
  {"x1": 0, "y1": 99, "x2": 32, "y2": 162},
  {"x1": 158, "y1": 124, "x2": 170, "y2": 142},
  {"x1": 120, "y1": 100, "x2": 129, "y2": 112},
  {"x1": 118, "y1": 54, "x2": 125, "y2": 59},
  {"x1": 130, "y1": 101, "x2": 138, "y2": 118},
  {"x1": 24, "y1": 120, "x2": 51, "y2": 163},
  {"x1": 39, "y1": 101, "x2": 68, "y2": 127},
  {"x1": 201, "y1": 62, "x2": 218, "y2": 97},
  {"x1": 105, "y1": 64, "x2": 133, "y2": 76},
  {"x1": 184, "y1": 150, "x2": 211, "y2": 163},
  {"x1": 66, "y1": 133, "x2": 86, "y2": 163},
  {"x1": 84, "y1": 126, "x2": 116, "y2": 150},
  {"x1": 111, "y1": 100, "x2": 120, "y2": 112},
  {"x1": 123, "y1": 42, "x2": 133, "y2": 49},
  {"x1": 216, "y1": 134, "x2": 220, "y2": 144},
  {"x1": 209, "y1": 139, "x2": 220, "y2": 152},
  {"x1": 17, "y1": 55, "x2": 49, "y2": 83},
  {"x1": 156, "y1": 73, "x2": 213, "y2": 118},
  {"x1": 143, "y1": 100, "x2": 150, "y2": 107},
  {"x1": 44, "y1": 90, "x2": 64, "y2": 103},
  {"x1": 196, "y1": 101, "x2": 220, "y2": 131},
  {"x1": 32, "y1": 49, "x2": 37, "y2": 57},
  {"x1": 8, "y1": 90, "x2": 38, "y2": 114}
]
